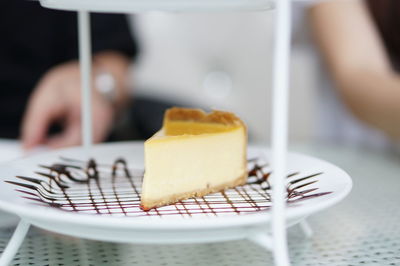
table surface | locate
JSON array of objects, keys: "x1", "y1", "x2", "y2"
[{"x1": 0, "y1": 141, "x2": 399, "y2": 266}]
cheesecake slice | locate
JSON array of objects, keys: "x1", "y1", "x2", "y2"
[{"x1": 141, "y1": 107, "x2": 247, "y2": 210}]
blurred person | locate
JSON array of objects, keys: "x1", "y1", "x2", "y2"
[
  {"x1": 306, "y1": 0, "x2": 400, "y2": 149},
  {"x1": 0, "y1": 1, "x2": 138, "y2": 149}
]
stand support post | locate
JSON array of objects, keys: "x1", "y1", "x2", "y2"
[
  {"x1": 271, "y1": 0, "x2": 292, "y2": 265},
  {"x1": 248, "y1": 233, "x2": 273, "y2": 251},
  {"x1": 78, "y1": 11, "x2": 93, "y2": 150},
  {"x1": 0, "y1": 220, "x2": 31, "y2": 266},
  {"x1": 299, "y1": 219, "x2": 313, "y2": 238}
]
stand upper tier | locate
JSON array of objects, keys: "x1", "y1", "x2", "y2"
[{"x1": 39, "y1": 0, "x2": 274, "y2": 13}]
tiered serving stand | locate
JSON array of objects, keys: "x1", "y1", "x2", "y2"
[{"x1": 0, "y1": 1, "x2": 347, "y2": 265}]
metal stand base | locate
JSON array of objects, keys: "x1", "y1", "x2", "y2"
[
  {"x1": 299, "y1": 219, "x2": 313, "y2": 238},
  {"x1": 248, "y1": 232, "x2": 273, "y2": 251},
  {"x1": 0, "y1": 220, "x2": 31, "y2": 266},
  {"x1": 248, "y1": 219, "x2": 313, "y2": 251}
]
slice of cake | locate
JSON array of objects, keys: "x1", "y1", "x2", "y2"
[{"x1": 140, "y1": 107, "x2": 247, "y2": 210}]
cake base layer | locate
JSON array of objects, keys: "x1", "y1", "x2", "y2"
[{"x1": 141, "y1": 173, "x2": 247, "y2": 210}]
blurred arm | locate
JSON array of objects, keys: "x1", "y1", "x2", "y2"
[
  {"x1": 21, "y1": 51, "x2": 131, "y2": 150},
  {"x1": 93, "y1": 50, "x2": 132, "y2": 111},
  {"x1": 308, "y1": 0, "x2": 400, "y2": 139},
  {"x1": 21, "y1": 13, "x2": 136, "y2": 150}
]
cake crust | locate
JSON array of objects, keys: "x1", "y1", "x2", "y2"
[{"x1": 141, "y1": 172, "x2": 248, "y2": 211}]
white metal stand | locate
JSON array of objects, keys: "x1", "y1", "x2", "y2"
[
  {"x1": 0, "y1": 1, "x2": 303, "y2": 265},
  {"x1": 300, "y1": 219, "x2": 314, "y2": 238},
  {"x1": 248, "y1": 219, "x2": 313, "y2": 251},
  {"x1": 78, "y1": 11, "x2": 93, "y2": 150},
  {"x1": 248, "y1": 232, "x2": 273, "y2": 251},
  {"x1": 0, "y1": 220, "x2": 30, "y2": 266},
  {"x1": 270, "y1": 0, "x2": 291, "y2": 265}
]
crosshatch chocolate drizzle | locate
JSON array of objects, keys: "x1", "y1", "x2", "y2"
[{"x1": 5, "y1": 157, "x2": 331, "y2": 218}]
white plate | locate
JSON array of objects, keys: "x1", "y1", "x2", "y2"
[{"x1": 0, "y1": 141, "x2": 352, "y2": 244}]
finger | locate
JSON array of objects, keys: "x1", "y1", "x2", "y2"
[
  {"x1": 46, "y1": 119, "x2": 81, "y2": 149},
  {"x1": 21, "y1": 93, "x2": 64, "y2": 150}
]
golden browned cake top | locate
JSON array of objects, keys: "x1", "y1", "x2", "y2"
[
  {"x1": 165, "y1": 107, "x2": 244, "y2": 125},
  {"x1": 163, "y1": 107, "x2": 245, "y2": 136}
]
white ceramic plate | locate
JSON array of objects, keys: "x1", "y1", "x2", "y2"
[{"x1": 0, "y1": 141, "x2": 351, "y2": 244}]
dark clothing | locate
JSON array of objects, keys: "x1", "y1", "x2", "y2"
[
  {"x1": 0, "y1": 1, "x2": 138, "y2": 138},
  {"x1": 367, "y1": 0, "x2": 400, "y2": 71}
]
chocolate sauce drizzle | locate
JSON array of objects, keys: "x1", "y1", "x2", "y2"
[{"x1": 5, "y1": 157, "x2": 331, "y2": 218}]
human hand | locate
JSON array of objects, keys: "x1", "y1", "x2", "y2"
[{"x1": 21, "y1": 61, "x2": 115, "y2": 149}]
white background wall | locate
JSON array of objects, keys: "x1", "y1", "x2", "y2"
[{"x1": 129, "y1": 12, "x2": 318, "y2": 144}]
